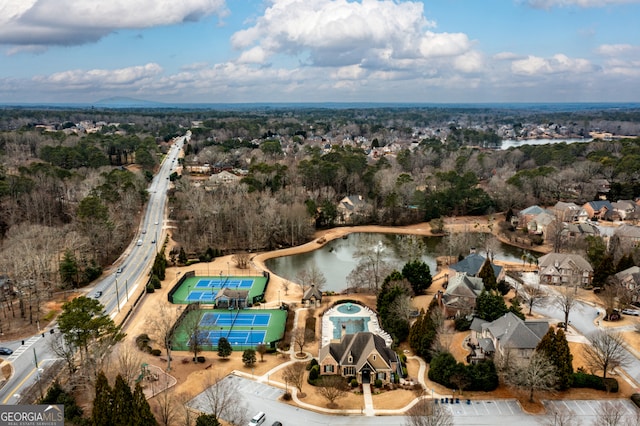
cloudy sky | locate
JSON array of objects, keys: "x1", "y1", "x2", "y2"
[{"x1": 1, "y1": 0, "x2": 639, "y2": 104}]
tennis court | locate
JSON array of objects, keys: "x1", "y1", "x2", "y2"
[
  {"x1": 199, "y1": 312, "x2": 270, "y2": 327},
  {"x1": 171, "y1": 275, "x2": 268, "y2": 305},
  {"x1": 194, "y1": 278, "x2": 255, "y2": 289},
  {"x1": 172, "y1": 308, "x2": 287, "y2": 351}
]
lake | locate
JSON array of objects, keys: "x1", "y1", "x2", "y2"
[
  {"x1": 500, "y1": 138, "x2": 592, "y2": 150},
  {"x1": 265, "y1": 232, "x2": 527, "y2": 292}
]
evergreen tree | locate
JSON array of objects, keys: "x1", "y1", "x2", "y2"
[
  {"x1": 508, "y1": 298, "x2": 525, "y2": 321},
  {"x1": 402, "y1": 260, "x2": 432, "y2": 295},
  {"x1": 377, "y1": 271, "x2": 413, "y2": 343},
  {"x1": 112, "y1": 375, "x2": 135, "y2": 426},
  {"x1": 593, "y1": 254, "x2": 615, "y2": 287},
  {"x1": 59, "y1": 249, "x2": 79, "y2": 289},
  {"x1": 40, "y1": 381, "x2": 83, "y2": 423},
  {"x1": 616, "y1": 253, "x2": 635, "y2": 273},
  {"x1": 536, "y1": 328, "x2": 573, "y2": 390},
  {"x1": 243, "y1": 349, "x2": 257, "y2": 367},
  {"x1": 196, "y1": 414, "x2": 221, "y2": 426},
  {"x1": 475, "y1": 290, "x2": 508, "y2": 322},
  {"x1": 91, "y1": 371, "x2": 113, "y2": 426},
  {"x1": 478, "y1": 259, "x2": 498, "y2": 291},
  {"x1": 132, "y1": 382, "x2": 158, "y2": 426},
  {"x1": 217, "y1": 337, "x2": 232, "y2": 359},
  {"x1": 178, "y1": 247, "x2": 188, "y2": 264}
]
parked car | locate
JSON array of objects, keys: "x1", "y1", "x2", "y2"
[
  {"x1": 622, "y1": 309, "x2": 640, "y2": 316},
  {"x1": 271, "y1": 422, "x2": 282, "y2": 426},
  {"x1": 93, "y1": 291, "x2": 103, "y2": 298},
  {"x1": 0, "y1": 347, "x2": 13, "y2": 355}
]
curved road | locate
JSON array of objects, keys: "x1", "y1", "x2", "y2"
[{"x1": 0, "y1": 132, "x2": 188, "y2": 404}]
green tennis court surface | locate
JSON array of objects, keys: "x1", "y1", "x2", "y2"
[{"x1": 171, "y1": 275, "x2": 268, "y2": 305}]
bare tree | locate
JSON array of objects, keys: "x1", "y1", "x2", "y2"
[
  {"x1": 182, "y1": 311, "x2": 206, "y2": 363},
  {"x1": 291, "y1": 327, "x2": 314, "y2": 356},
  {"x1": 316, "y1": 375, "x2": 348, "y2": 407},
  {"x1": 282, "y1": 279, "x2": 290, "y2": 296},
  {"x1": 282, "y1": 362, "x2": 306, "y2": 395},
  {"x1": 147, "y1": 303, "x2": 181, "y2": 371},
  {"x1": 554, "y1": 286, "x2": 577, "y2": 329},
  {"x1": 542, "y1": 406, "x2": 576, "y2": 426},
  {"x1": 232, "y1": 252, "x2": 250, "y2": 269},
  {"x1": 351, "y1": 239, "x2": 393, "y2": 292},
  {"x1": 583, "y1": 330, "x2": 630, "y2": 382},
  {"x1": 48, "y1": 332, "x2": 77, "y2": 377},
  {"x1": 592, "y1": 400, "x2": 640, "y2": 426},
  {"x1": 405, "y1": 399, "x2": 453, "y2": 426},
  {"x1": 256, "y1": 343, "x2": 267, "y2": 362},
  {"x1": 111, "y1": 342, "x2": 144, "y2": 387},
  {"x1": 295, "y1": 263, "x2": 327, "y2": 293},
  {"x1": 523, "y1": 284, "x2": 546, "y2": 316},
  {"x1": 503, "y1": 351, "x2": 557, "y2": 402},
  {"x1": 152, "y1": 387, "x2": 179, "y2": 426},
  {"x1": 200, "y1": 374, "x2": 248, "y2": 426}
]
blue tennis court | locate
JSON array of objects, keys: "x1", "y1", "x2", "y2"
[
  {"x1": 199, "y1": 312, "x2": 271, "y2": 327},
  {"x1": 195, "y1": 330, "x2": 267, "y2": 346},
  {"x1": 194, "y1": 278, "x2": 255, "y2": 289},
  {"x1": 186, "y1": 291, "x2": 217, "y2": 302}
]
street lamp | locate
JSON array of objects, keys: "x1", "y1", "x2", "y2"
[{"x1": 115, "y1": 276, "x2": 120, "y2": 312}]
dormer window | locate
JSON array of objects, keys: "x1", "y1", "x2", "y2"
[{"x1": 373, "y1": 355, "x2": 376, "y2": 361}]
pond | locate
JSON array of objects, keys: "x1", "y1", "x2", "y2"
[{"x1": 265, "y1": 232, "x2": 528, "y2": 293}]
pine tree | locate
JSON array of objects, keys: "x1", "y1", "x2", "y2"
[
  {"x1": 508, "y1": 298, "x2": 525, "y2": 320},
  {"x1": 91, "y1": 371, "x2": 113, "y2": 426},
  {"x1": 478, "y1": 259, "x2": 497, "y2": 291},
  {"x1": 616, "y1": 254, "x2": 635, "y2": 273},
  {"x1": 536, "y1": 328, "x2": 573, "y2": 390},
  {"x1": 594, "y1": 254, "x2": 616, "y2": 287},
  {"x1": 112, "y1": 375, "x2": 134, "y2": 426},
  {"x1": 133, "y1": 382, "x2": 158, "y2": 425},
  {"x1": 475, "y1": 290, "x2": 508, "y2": 322},
  {"x1": 243, "y1": 348, "x2": 257, "y2": 367},
  {"x1": 196, "y1": 414, "x2": 221, "y2": 426}
]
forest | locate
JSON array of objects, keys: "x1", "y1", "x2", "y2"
[{"x1": 1, "y1": 105, "x2": 640, "y2": 332}]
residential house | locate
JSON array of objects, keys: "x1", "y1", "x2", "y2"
[
  {"x1": 302, "y1": 285, "x2": 322, "y2": 307},
  {"x1": 440, "y1": 273, "x2": 485, "y2": 318},
  {"x1": 336, "y1": 195, "x2": 370, "y2": 224},
  {"x1": 449, "y1": 253, "x2": 505, "y2": 281},
  {"x1": 612, "y1": 200, "x2": 638, "y2": 221},
  {"x1": 318, "y1": 332, "x2": 400, "y2": 384},
  {"x1": 561, "y1": 222, "x2": 598, "y2": 245},
  {"x1": 517, "y1": 205, "x2": 553, "y2": 230},
  {"x1": 537, "y1": 253, "x2": 593, "y2": 287},
  {"x1": 615, "y1": 266, "x2": 640, "y2": 303},
  {"x1": 551, "y1": 201, "x2": 580, "y2": 222},
  {"x1": 582, "y1": 200, "x2": 614, "y2": 221},
  {"x1": 527, "y1": 211, "x2": 555, "y2": 235},
  {"x1": 614, "y1": 224, "x2": 640, "y2": 248},
  {"x1": 209, "y1": 170, "x2": 241, "y2": 185},
  {"x1": 469, "y1": 313, "x2": 548, "y2": 362}
]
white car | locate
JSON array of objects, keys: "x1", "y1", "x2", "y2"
[{"x1": 622, "y1": 309, "x2": 640, "y2": 316}]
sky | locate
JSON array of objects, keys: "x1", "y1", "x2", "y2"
[{"x1": 1, "y1": 0, "x2": 639, "y2": 104}]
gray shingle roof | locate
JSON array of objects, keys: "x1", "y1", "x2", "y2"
[
  {"x1": 450, "y1": 253, "x2": 503, "y2": 278},
  {"x1": 482, "y1": 312, "x2": 548, "y2": 350},
  {"x1": 323, "y1": 332, "x2": 396, "y2": 371}
]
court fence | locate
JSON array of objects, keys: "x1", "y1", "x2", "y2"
[
  {"x1": 168, "y1": 301, "x2": 200, "y2": 349},
  {"x1": 167, "y1": 270, "x2": 195, "y2": 303}
]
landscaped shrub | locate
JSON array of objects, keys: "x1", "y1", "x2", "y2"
[
  {"x1": 307, "y1": 358, "x2": 318, "y2": 370},
  {"x1": 350, "y1": 379, "x2": 358, "y2": 388},
  {"x1": 151, "y1": 349, "x2": 162, "y2": 356},
  {"x1": 454, "y1": 316, "x2": 472, "y2": 331},
  {"x1": 374, "y1": 379, "x2": 383, "y2": 388},
  {"x1": 282, "y1": 392, "x2": 292, "y2": 401},
  {"x1": 308, "y1": 365, "x2": 319, "y2": 385},
  {"x1": 146, "y1": 283, "x2": 155, "y2": 293},
  {"x1": 572, "y1": 372, "x2": 618, "y2": 392},
  {"x1": 136, "y1": 334, "x2": 151, "y2": 350}
]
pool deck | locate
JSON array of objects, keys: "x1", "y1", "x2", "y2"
[{"x1": 321, "y1": 303, "x2": 393, "y2": 347}]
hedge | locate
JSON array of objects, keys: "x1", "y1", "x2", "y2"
[{"x1": 572, "y1": 372, "x2": 618, "y2": 393}]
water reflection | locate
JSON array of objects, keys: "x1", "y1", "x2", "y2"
[{"x1": 265, "y1": 232, "x2": 526, "y2": 292}]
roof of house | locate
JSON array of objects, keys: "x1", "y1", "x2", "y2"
[
  {"x1": 339, "y1": 195, "x2": 367, "y2": 210},
  {"x1": 585, "y1": 200, "x2": 613, "y2": 211},
  {"x1": 450, "y1": 253, "x2": 503, "y2": 278},
  {"x1": 442, "y1": 274, "x2": 485, "y2": 311},
  {"x1": 553, "y1": 201, "x2": 580, "y2": 211},
  {"x1": 519, "y1": 205, "x2": 551, "y2": 216},
  {"x1": 615, "y1": 224, "x2": 640, "y2": 239},
  {"x1": 319, "y1": 332, "x2": 397, "y2": 371},
  {"x1": 615, "y1": 266, "x2": 640, "y2": 280},
  {"x1": 302, "y1": 285, "x2": 323, "y2": 301},
  {"x1": 470, "y1": 317, "x2": 488, "y2": 333},
  {"x1": 214, "y1": 288, "x2": 249, "y2": 300},
  {"x1": 538, "y1": 253, "x2": 593, "y2": 272},
  {"x1": 482, "y1": 312, "x2": 548, "y2": 350}
]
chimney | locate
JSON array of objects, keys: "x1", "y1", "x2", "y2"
[{"x1": 341, "y1": 324, "x2": 346, "y2": 339}]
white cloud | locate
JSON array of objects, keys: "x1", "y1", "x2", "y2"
[
  {"x1": 493, "y1": 52, "x2": 521, "y2": 61},
  {"x1": 524, "y1": 0, "x2": 640, "y2": 9},
  {"x1": 596, "y1": 43, "x2": 639, "y2": 56},
  {"x1": 0, "y1": 0, "x2": 228, "y2": 47},
  {"x1": 511, "y1": 54, "x2": 594, "y2": 75},
  {"x1": 33, "y1": 63, "x2": 163, "y2": 89},
  {"x1": 230, "y1": 0, "x2": 474, "y2": 70}
]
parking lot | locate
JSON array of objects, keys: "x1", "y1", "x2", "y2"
[{"x1": 188, "y1": 375, "x2": 639, "y2": 426}]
